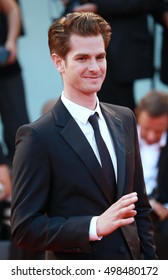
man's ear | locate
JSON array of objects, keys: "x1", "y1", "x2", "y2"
[{"x1": 51, "y1": 53, "x2": 64, "y2": 73}]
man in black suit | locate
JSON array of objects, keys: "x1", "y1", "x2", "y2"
[
  {"x1": 136, "y1": 91, "x2": 168, "y2": 259},
  {"x1": 66, "y1": 0, "x2": 168, "y2": 111},
  {"x1": 11, "y1": 12, "x2": 157, "y2": 260}
]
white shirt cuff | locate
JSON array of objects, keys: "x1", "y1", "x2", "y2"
[{"x1": 89, "y1": 216, "x2": 102, "y2": 241}]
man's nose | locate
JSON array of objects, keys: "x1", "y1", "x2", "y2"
[{"x1": 88, "y1": 59, "x2": 100, "y2": 71}]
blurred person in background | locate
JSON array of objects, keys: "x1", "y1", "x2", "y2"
[
  {"x1": 0, "y1": 0, "x2": 40, "y2": 260},
  {"x1": 0, "y1": 0, "x2": 29, "y2": 165},
  {"x1": 41, "y1": 98, "x2": 57, "y2": 115},
  {"x1": 60, "y1": 0, "x2": 168, "y2": 111},
  {"x1": 136, "y1": 91, "x2": 168, "y2": 259},
  {"x1": 0, "y1": 0, "x2": 22, "y2": 243}
]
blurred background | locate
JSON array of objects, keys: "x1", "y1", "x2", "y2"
[
  {"x1": 16, "y1": 0, "x2": 64, "y2": 121},
  {"x1": 16, "y1": 0, "x2": 168, "y2": 121}
]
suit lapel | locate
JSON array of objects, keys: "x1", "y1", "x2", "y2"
[
  {"x1": 52, "y1": 99, "x2": 112, "y2": 204},
  {"x1": 100, "y1": 103, "x2": 126, "y2": 198}
]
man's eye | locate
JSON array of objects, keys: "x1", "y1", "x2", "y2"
[
  {"x1": 97, "y1": 55, "x2": 105, "y2": 60},
  {"x1": 78, "y1": 57, "x2": 86, "y2": 61}
]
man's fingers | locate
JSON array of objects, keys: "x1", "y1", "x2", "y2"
[
  {"x1": 116, "y1": 203, "x2": 137, "y2": 219},
  {"x1": 112, "y1": 193, "x2": 138, "y2": 212}
]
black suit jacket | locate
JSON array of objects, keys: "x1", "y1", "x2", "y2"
[{"x1": 11, "y1": 99, "x2": 156, "y2": 259}]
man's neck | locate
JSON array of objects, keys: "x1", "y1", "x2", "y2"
[{"x1": 63, "y1": 90, "x2": 97, "y2": 110}]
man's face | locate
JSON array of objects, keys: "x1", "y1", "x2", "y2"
[
  {"x1": 137, "y1": 111, "x2": 168, "y2": 144},
  {"x1": 60, "y1": 34, "x2": 107, "y2": 97}
]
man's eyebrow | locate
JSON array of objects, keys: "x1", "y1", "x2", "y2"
[
  {"x1": 74, "y1": 52, "x2": 106, "y2": 57},
  {"x1": 74, "y1": 53, "x2": 87, "y2": 57}
]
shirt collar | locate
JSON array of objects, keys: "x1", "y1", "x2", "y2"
[
  {"x1": 137, "y1": 125, "x2": 167, "y2": 148},
  {"x1": 61, "y1": 92, "x2": 103, "y2": 124}
]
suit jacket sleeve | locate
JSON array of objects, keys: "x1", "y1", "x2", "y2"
[{"x1": 130, "y1": 111, "x2": 157, "y2": 259}]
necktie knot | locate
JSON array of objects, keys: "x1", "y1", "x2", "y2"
[{"x1": 88, "y1": 113, "x2": 99, "y2": 131}]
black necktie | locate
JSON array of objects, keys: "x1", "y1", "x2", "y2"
[{"x1": 88, "y1": 113, "x2": 116, "y2": 199}]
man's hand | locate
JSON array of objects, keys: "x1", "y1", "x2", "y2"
[
  {"x1": 0, "y1": 0, "x2": 21, "y2": 64},
  {"x1": 97, "y1": 192, "x2": 138, "y2": 237},
  {"x1": 150, "y1": 199, "x2": 168, "y2": 221},
  {"x1": 4, "y1": 39, "x2": 17, "y2": 64}
]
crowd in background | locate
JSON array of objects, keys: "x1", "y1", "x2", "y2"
[{"x1": 0, "y1": 0, "x2": 168, "y2": 259}]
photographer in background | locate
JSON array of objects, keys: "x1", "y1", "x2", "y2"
[{"x1": 135, "y1": 91, "x2": 168, "y2": 259}]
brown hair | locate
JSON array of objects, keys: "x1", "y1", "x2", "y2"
[
  {"x1": 136, "y1": 90, "x2": 168, "y2": 117},
  {"x1": 48, "y1": 12, "x2": 112, "y2": 59}
]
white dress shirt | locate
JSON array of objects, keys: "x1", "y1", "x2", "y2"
[
  {"x1": 61, "y1": 93, "x2": 117, "y2": 240},
  {"x1": 137, "y1": 125, "x2": 167, "y2": 196}
]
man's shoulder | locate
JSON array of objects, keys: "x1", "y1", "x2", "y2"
[
  {"x1": 100, "y1": 102, "x2": 135, "y2": 119},
  {"x1": 16, "y1": 111, "x2": 54, "y2": 139}
]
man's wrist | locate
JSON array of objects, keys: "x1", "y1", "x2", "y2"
[{"x1": 89, "y1": 216, "x2": 102, "y2": 241}]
